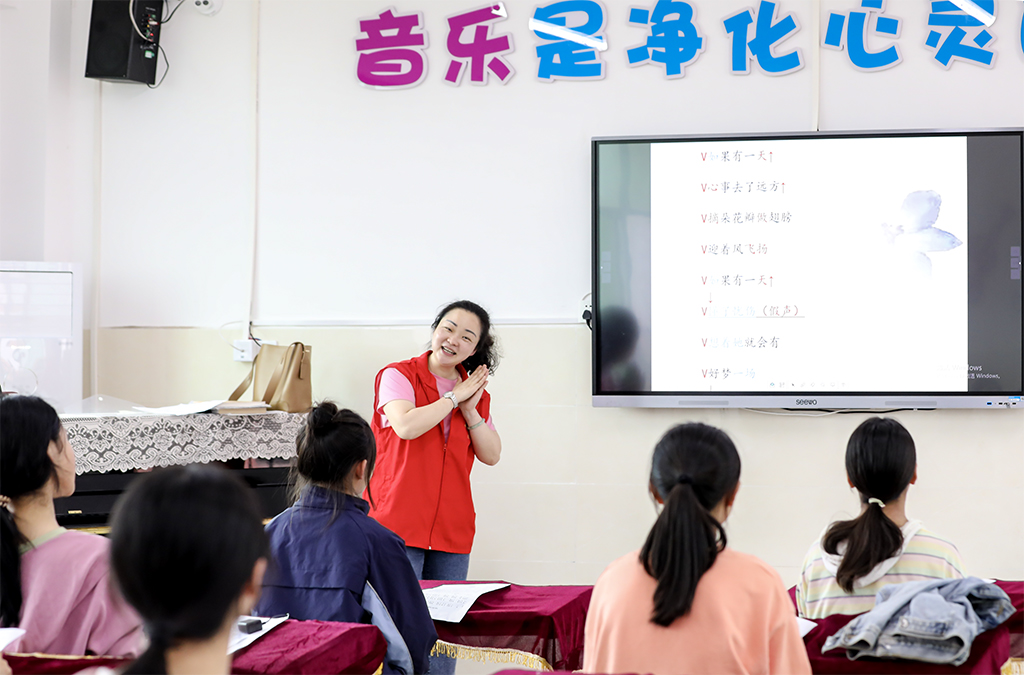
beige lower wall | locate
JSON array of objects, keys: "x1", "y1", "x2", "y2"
[{"x1": 95, "y1": 325, "x2": 1024, "y2": 586}]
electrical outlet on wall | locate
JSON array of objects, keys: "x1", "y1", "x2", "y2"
[
  {"x1": 233, "y1": 340, "x2": 259, "y2": 362},
  {"x1": 232, "y1": 339, "x2": 278, "y2": 362},
  {"x1": 580, "y1": 299, "x2": 592, "y2": 324},
  {"x1": 192, "y1": 0, "x2": 224, "y2": 16}
]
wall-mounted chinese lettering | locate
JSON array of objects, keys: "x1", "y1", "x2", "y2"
[
  {"x1": 723, "y1": 1, "x2": 803, "y2": 76},
  {"x1": 822, "y1": 0, "x2": 903, "y2": 71},
  {"x1": 444, "y1": 4, "x2": 516, "y2": 85},
  {"x1": 530, "y1": 0, "x2": 608, "y2": 81},
  {"x1": 356, "y1": 7, "x2": 429, "y2": 88},
  {"x1": 353, "y1": 1, "x2": 1022, "y2": 89},
  {"x1": 925, "y1": 0, "x2": 997, "y2": 69},
  {"x1": 626, "y1": 0, "x2": 705, "y2": 78}
]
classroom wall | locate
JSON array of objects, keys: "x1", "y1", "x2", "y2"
[
  {"x1": 96, "y1": 323, "x2": 1024, "y2": 585},
  {"x1": 2, "y1": 0, "x2": 1023, "y2": 586}
]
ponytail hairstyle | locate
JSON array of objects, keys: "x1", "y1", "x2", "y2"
[
  {"x1": 293, "y1": 401, "x2": 376, "y2": 510},
  {"x1": 109, "y1": 465, "x2": 269, "y2": 675},
  {"x1": 822, "y1": 417, "x2": 916, "y2": 593},
  {"x1": 640, "y1": 423, "x2": 741, "y2": 626},
  {"x1": 431, "y1": 300, "x2": 501, "y2": 374},
  {"x1": 0, "y1": 395, "x2": 64, "y2": 627}
]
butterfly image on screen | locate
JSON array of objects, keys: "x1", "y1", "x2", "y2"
[{"x1": 881, "y1": 190, "x2": 963, "y2": 277}]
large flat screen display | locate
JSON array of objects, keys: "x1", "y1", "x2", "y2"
[{"x1": 593, "y1": 131, "x2": 1023, "y2": 409}]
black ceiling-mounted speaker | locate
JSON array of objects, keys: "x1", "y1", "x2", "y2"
[{"x1": 85, "y1": 0, "x2": 163, "y2": 85}]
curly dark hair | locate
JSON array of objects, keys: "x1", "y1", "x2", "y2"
[{"x1": 432, "y1": 300, "x2": 501, "y2": 374}]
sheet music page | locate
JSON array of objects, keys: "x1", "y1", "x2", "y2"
[{"x1": 421, "y1": 583, "x2": 510, "y2": 623}]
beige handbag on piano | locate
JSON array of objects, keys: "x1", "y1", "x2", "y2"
[{"x1": 229, "y1": 342, "x2": 312, "y2": 413}]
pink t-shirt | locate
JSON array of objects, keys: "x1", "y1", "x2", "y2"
[
  {"x1": 377, "y1": 368, "x2": 494, "y2": 440},
  {"x1": 584, "y1": 548, "x2": 811, "y2": 675},
  {"x1": 12, "y1": 529, "x2": 144, "y2": 657}
]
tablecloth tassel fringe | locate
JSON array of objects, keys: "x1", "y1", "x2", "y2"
[
  {"x1": 430, "y1": 640, "x2": 553, "y2": 671},
  {"x1": 5, "y1": 653, "x2": 127, "y2": 661},
  {"x1": 1002, "y1": 657, "x2": 1024, "y2": 675}
]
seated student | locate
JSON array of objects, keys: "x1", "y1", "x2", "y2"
[
  {"x1": 0, "y1": 395, "x2": 142, "y2": 656},
  {"x1": 254, "y1": 402, "x2": 436, "y2": 675},
  {"x1": 108, "y1": 464, "x2": 269, "y2": 675},
  {"x1": 797, "y1": 416, "x2": 966, "y2": 619},
  {"x1": 584, "y1": 423, "x2": 811, "y2": 675}
]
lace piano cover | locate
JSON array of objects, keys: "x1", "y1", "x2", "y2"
[{"x1": 63, "y1": 412, "x2": 305, "y2": 474}]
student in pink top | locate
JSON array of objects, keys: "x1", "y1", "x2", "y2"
[
  {"x1": 584, "y1": 423, "x2": 811, "y2": 675},
  {"x1": 0, "y1": 395, "x2": 142, "y2": 656}
]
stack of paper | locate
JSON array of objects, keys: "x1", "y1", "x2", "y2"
[
  {"x1": 213, "y1": 401, "x2": 271, "y2": 415},
  {"x1": 131, "y1": 401, "x2": 271, "y2": 416}
]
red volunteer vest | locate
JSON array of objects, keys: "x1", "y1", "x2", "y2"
[{"x1": 367, "y1": 351, "x2": 491, "y2": 554}]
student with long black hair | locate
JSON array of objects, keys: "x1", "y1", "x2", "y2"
[
  {"x1": 0, "y1": 395, "x2": 142, "y2": 656},
  {"x1": 796, "y1": 417, "x2": 965, "y2": 619},
  {"x1": 108, "y1": 464, "x2": 269, "y2": 675},
  {"x1": 255, "y1": 402, "x2": 436, "y2": 675},
  {"x1": 583, "y1": 423, "x2": 810, "y2": 675}
]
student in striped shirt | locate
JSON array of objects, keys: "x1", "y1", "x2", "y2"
[{"x1": 796, "y1": 417, "x2": 966, "y2": 619}]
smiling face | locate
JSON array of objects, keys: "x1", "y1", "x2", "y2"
[{"x1": 430, "y1": 308, "x2": 482, "y2": 371}]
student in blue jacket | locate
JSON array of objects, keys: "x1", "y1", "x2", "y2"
[{"x1": 255, "y1": 402, "x2": 437, "y2": 675}]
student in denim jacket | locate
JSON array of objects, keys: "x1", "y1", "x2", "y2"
[
  {"x1": 797, "y1": 417, "x2": 966, "y2": 619},
  {"x1": 255, "y1": 403, "x2": 436, "y2": 675}
]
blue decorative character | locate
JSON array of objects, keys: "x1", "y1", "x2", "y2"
[
  {"x1": 925, "y1": 1, "x2": 997, "y2": 69},
  {"x1": 626, "y1": 0, "x2": 705, "y2": 78},
  {"x1": 822, "y1": 0, "x2": 902, "y2": 71},
  {"x1": 531, "y1": 0, "x2": 608, "y2": 81},
  {"x1": 722, "y1": 0, "x2": 803, "y2": 75}
]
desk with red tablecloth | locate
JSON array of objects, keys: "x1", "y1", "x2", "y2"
[
  {"x1": 431, "y1": 579, "x2": 1021, "y2": 675},
  {"x1": 3, "y1": 619, "x2": 387, "y2": 675},
  {"x1": 5, "y1": 580, "x2": 1016, "y2": 674},
  {"x1": 419, "y1": 580, "x2": 591, "y2": 672},
  {"x1": 792, "y1": 580, "x2": 1023, "y2": 675}
]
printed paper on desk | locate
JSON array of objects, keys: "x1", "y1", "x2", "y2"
[
  {"x1": 0, "y1": 627, "x2": 25, "y2": 651},
  {"x1": 422, "y1": 583, "x2": 510, "y2": 623},
  {"x1": 227, "y1": 614, "x2": 288, "y2": 654}
]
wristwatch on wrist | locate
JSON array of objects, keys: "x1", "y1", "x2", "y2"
[{"x1": 442, "y1": 391, "x2": 458, "y2": 409}]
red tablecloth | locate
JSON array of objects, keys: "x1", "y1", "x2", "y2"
[
  {"x1": 232, "y1": 618, "x2": 387, "y2": 674},
  {"x1": 2, "y1": 654, "x2": 130, "y2": 674},
  {"x1": 3, "y1": 619, "x2": 387, "y2": 675},
  {"x1": 999, "y1": 581, "x2": 1024, "y2": 658},
  {"x1": 420, "y1": 580, "x2": 592, "y2": 671},
  {"x1": 789, "y1": 580, "x2": 1023, "y2": 674}
]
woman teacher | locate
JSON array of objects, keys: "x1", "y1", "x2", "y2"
[{"x1": 368, "y1": 300, "x2": 501, "y2": 582}]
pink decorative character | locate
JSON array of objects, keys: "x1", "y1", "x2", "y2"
[
  {"x1": 356, "y1": 7, "x2": 429, "y2": 89},
  {"x1": 445, "y1": 4, "x2": 515, "y2": 85}
]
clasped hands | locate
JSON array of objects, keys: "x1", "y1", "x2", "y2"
[{"x1": 451, "y1": 366, "x2": 489, "y2": 416}]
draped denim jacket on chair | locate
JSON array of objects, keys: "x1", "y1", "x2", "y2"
[{"x1": 822, "y1": 577, "x2": 1014, "y2": 666}]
